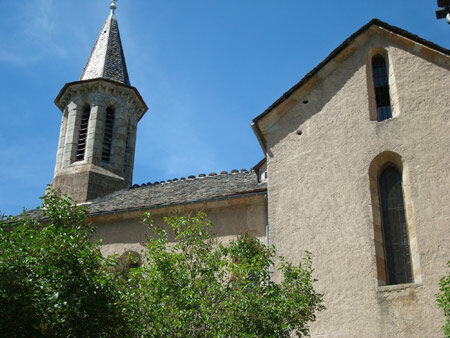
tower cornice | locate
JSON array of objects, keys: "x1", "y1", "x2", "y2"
[{"x1": 54, "y1": 78, "x2": 148, "y2": 121}]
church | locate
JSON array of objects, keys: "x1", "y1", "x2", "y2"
[{"x1": 48, "y1": 1, "x2": 449, "y2": 336}]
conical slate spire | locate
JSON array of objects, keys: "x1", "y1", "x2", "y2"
[{"x1": 80, "y1": 8, "x2": 130, "y2": 85}]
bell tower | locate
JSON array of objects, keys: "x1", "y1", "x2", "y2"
[{"x1": 52, "y1": 1, "x2": 148, "y2": 202}]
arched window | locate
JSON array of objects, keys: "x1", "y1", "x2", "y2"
[
  {"x1": 115, "y1": 250, "x2": 142, "y2": 275},
  {"x1": 102, "y1": 107, "x2": 115, "y2": 162},
  {"x1": 75, "y1": 105, "x2": 90, "y2": 161},
  {"x1": 379, "y1": 165, "x2": 413, "y2": 284},
  {"x1": 372, "y1": 55, "x2": 392, "y2": 122}
]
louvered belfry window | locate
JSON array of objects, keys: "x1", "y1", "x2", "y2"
[
  {"x1": 379, "y1": 165, "x2": 413, "y2": 285},
  {"x1": 75, "y1": 105, "x2": 90, "y2": 161},
  {"x1": 102, "y1": 107, "x2": 115, "y2": 162},
  {"x1": 125, "y1": 119, "x2": 131, "y2": 154},
  {"x1": 372, "y1": 55, "x2": 392, "y2": 122}
]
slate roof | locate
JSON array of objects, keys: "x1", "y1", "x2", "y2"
[
  {"x1": 19, "y1": 171, "x2": 267, "y2": 219},
  {"x1": 80, "y1": 12, "x2": 130, "y2": 85},
  {"x1": 87, "y1": 170, "x2": 266, "y2": 216},
  {"x1": 251, "y1": 18, "x2": 450, "y2": 151}
]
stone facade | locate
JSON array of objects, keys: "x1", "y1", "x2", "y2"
[
  {"x1": 92, "y1": 194, "x2": 267, "y2": 258},
  {"x1": 253, "y1": 22, "x2": 449, "y2": 337}
]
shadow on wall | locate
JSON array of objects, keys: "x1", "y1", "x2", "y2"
[
  {"x1": 92, "y1": 203, "x2": 266, "y2": 246},
  {"x1": 264, "y1": 41, "x2": 364, "y2": 158}
]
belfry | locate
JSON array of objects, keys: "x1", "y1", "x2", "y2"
[{"x1": 52, "y1": 1, "x2": 148, "y2": 202}]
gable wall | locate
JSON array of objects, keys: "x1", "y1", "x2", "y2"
[{"x1": 264, "y1": 30, "x2": 449, "y2": 337}]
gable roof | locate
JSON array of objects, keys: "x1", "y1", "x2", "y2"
[
  {"x1": 252, "y1": 157, "x2": 266, "y2": 172},
  {"x1": 251, "y1": 18, "x2": 450, "y2": 151}
]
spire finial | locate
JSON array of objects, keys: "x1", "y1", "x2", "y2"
[{"x1": 110, "y1": 0, "x2": 117, "y2": 15}]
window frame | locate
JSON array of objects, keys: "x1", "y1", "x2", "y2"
[
  {"x1": 378, "y1": 164, "x2": 413, "y2": 285},
  {"x1": 371, "y1": 55, "x2": 392, "y2": 122},
  {"x1": 366, "y1": 48, "x2": 399, "y2": 122},
  {"x1": 368, "y1": 152, "x2": 421, "y2": 287}
]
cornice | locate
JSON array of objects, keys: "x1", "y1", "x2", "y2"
[{"x1": 54, "y1": 78, "x2": 148, "y2": 120}]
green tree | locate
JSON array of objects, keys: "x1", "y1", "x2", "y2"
[
  {"x1": 1, "y1": 191, "x2": 323, "y2": 337},
  {"x1": 122, "y1": 213, "x2": 324, "y2": 337},
  {"x1": 0, "y1": 191, "x2": 128, "y2": 337},
  {"x1": 436, "y1": 261, "x2": 450, "y2": 337}
]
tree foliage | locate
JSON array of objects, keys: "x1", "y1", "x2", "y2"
[
  {"x1": 0, "y1": 191, "x2": 128, "y2": 337},
  {"x1": 0, "y1": 191, "x2": 323, "y2": 337},
  {"x1": 122, "y1": 213, "x2": 324, "y2": 337},
  {"x1": 436, "y1": 261, "x2": 450, "y2": 337}
]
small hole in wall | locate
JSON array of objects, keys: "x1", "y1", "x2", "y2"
[
  {"x1": 302, "y1": 100, "x2": 309, "y2": 104},
  {"x1": 296, "y1": 130, "x2": 303, "y2": 135}
]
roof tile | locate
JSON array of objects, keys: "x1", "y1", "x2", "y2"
[
  {"x1": 80, "y1": 13, "x2": 130, "y2": 85},
  {"x1": 87, "y1": 171, "x2": 266, "y2": 216}
]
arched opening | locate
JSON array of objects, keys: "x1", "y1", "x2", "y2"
[
  {"x1": 75, "y1": 105, "x2": 90, "y2": 161},
  {"x1": 371, "y1": 55, "x2": 392, "y2": 122},
  {"x1": 115, "y1": 250, "x2": 142, "y2": 275},
  {"x1": 368, "y1": 152, "x2": 420, "y2": 286},
  {"x1": 379, "y1": 165, "x2": 412, "y2": 284},
  {"x1": 102, "y1": 106, "x2": 115, "y2": 163}
]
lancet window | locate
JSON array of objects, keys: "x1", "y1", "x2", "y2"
[
  {"x1": 372, "y1": 55, "x2": 392, "y2": 121},
  {"x1": 379, "y1": 165, "x2": 413, "y2": 284}
]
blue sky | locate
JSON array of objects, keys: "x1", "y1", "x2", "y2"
[{"x1": 0, "y1": 0, "x2": 448, "y2": 215}]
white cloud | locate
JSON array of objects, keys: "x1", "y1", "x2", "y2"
[{"x1": 0, "y1": 0, "x2": 66, "y2": 66}]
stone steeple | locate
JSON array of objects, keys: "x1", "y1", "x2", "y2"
[
  {"x1": 51, "y1": 2, "x2": 148, "y2": 202},
  {"x1": 80, "y1": 5, "x2": 130, "y2": 85}
]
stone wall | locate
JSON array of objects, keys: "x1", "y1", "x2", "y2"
[
  {"x1": 90, "y1": 195, "x2": 267, "y2": 258},
  {"x1": 260, "y1": 27, "x2": 449, "y2": 336}
]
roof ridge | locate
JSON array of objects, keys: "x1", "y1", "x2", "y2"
[
  {"x1": 129, "y1": 169, "x2": 254, "y2": 190},
  {"x1": 101, "y1": 14, "x2": 113, "y2": 79}
]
